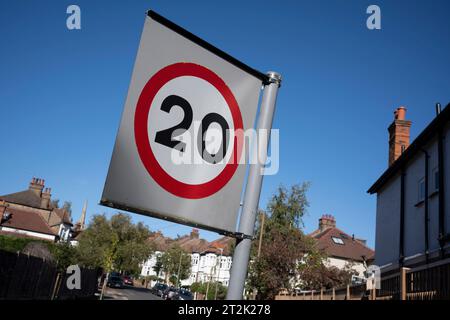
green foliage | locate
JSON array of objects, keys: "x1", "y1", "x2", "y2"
[
  {"x1": 0, "y1": 235, "x2": 77, "y2": 271},
  {"x1": 76, "y1": 213, "x2": 153, "y2": 275},
  {"x1": 190, "y1": 281, "x2": 203, "y2": 293},
  {"x1": 0, "y1": 234, "x2": 42, "y2": 252},
  {"x1": 248, "y1": 183, "x2": 359, "y2": 298},
  {"x1": 169, "y1": 275, "x2": 178, "y2": 285},
  {"x1": 49, "y1": 242, "x2": 78, "y2": 271},
  {"x1": 298, "y1": 254, "x2": 356, "y2": 290},
  {"x1": 297, "y1": 251, "x2": 357, "y2": 290},
  {"x1": 210, "y1": 281, "x2": 227, "y2": 300},
  {"x1": 153, "y1": 255, "x2": 163, "y2": 277},
  {"x1": 189, "y1": 281, "x2": 227, "y2": 300},
  {"x1": 266, "y1": 183, "x2": 310, "y2": 230},
  {"x1": 248, "y1": 183, "x2": 311, "y2": 300},
  {"x1": 160, "y1": 244, "x2": 191, "y2": 286}
]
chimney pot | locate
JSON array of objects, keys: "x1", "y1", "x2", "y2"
[
  {"x1": 190, "y1": 228, "x2": 199, "y2": 239},
  {"x1": 395, "y1": 107, "x2": 407, "y2": 120},
  {"x1": 436, "y1": 103, "x2": 442, "y2": 116},
  {"x1": 319, "y1": 214, "x2": 336, "y2": 231},
  {"x1": 29, "y1": 177, "x2": 45, "y2": 197}
]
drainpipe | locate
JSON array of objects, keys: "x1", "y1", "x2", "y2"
[
  {"x1": 438, "y1": 129, "x2": 446, "y2": 258},
  {"x1": 399, "y1": 168, "x2": 406, "y2": 266},
  {"x1": 422, "y1": 149, "x2": 430, "y2": 263}
]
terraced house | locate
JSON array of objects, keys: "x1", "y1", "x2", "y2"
[{"x1": 141, "y1": 228, "x2": 233, "y2": 287}]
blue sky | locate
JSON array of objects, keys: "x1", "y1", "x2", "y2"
[{"x1": 1, "y1": 0, "x2": 450, "y2": 248}]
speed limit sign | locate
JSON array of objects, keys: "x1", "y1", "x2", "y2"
[
  {"x1": 101, "y1": 11, "x2": 266, "y2": 234},
  {"x1": 134, "y1": 62, "x2": 243, "y2": 199}
]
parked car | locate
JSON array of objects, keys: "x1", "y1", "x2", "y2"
[
  {"x1": 151, "y1": 283, "x2": 168, "y2": 297},
  {"x1": 122, "y1": 276, "x2": 133, "y2": 286},
  {"x1": 107, "y1": 276, "x2": 124, "y2": 288},
  {"x1": 178, "y1": 288, "x2": 193, "y2": 300},
  {"x1": 162, "y1": 287, "x2": 180, "y2": 300}
]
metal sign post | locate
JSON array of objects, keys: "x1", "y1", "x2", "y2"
[{"x1": 226, "y1": 71, "x2": 281, "y2": 300}]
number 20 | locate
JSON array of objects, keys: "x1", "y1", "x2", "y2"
[{"x1": 154, "y1": 95, "x2": 230, "y2": 164}]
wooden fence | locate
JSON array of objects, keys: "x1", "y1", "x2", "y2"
[
  {"x1": 276, "y1": 261, "x2": 450, "y2": 300},
  {"x1": 405, "y1": 262, "x2": 450, "y2": 300},
  {"x1": 276, "y1": 284, "x2": 368, "y2": 300},
  {"x1": 0, "y1": 249, "x2": 100, "y2": 300}
]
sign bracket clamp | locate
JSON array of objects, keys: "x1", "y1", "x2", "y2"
[{"x1": 233, "y1": 232, "x2": 255, "y2": 241}]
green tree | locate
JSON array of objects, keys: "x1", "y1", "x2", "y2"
[
  {"x1": 248, "y1": 183, "x2": 311, "y2": 300},
  {"x1": 76, "y1": 213, "x2": 153, "y2": 275},
  {"x1": 189, "y1": 281, "x2": 227, "y2": 300},
  {"x1": 111, "y1": 214, "x2": 153, "y2": 275},
  {"x1": 160, "y1": 244, "x2": 191, "y2": 286},
  {"x1": 190, "y1": 281, "x2": 203, "y2": 293},
  {"x1": 297, "y1": 250, "x2": 357, "y2": 290},
  {"x1": 153, "y1": 254, "x2": 164, "y2": 278},
  {"x1": 50, "y1": 241, "x2": 78, "y2": 271}
]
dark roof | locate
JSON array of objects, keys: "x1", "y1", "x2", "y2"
[
  {"x1": 0, "y1": 190, "x2": 43, "y2": 209},
  {"x1": 147, "y1": 231, "x2": 233, "y2": 256},
  {"x1": 0, "y1": 207, "x2": 56, "y2": 236},
  {"x1": 147, "y1": 232, "x2": 173, "y2": 251},
  {"x1": 310, "y1": 227, "x2": 374, "y2": 262},
  {"x1": 368, "y1": 103, "x2": 450, "y2": 194},
  {"x1": 176, "y1": 236, "x2": 210, "y2": 253}
]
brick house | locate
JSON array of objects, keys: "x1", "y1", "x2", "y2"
[
  {"x1": 309, "y1": 215, "x2": 375, "y2": 278},
  {"x1": 0, "y1": 177, "x2": 84, "y2": 242}
]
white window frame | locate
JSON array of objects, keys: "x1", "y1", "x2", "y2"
[{"x1": 331, "y1": 236, "x2": 344, "y2": 245}]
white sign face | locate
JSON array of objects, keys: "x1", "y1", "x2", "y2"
[
  {"x1": 101, "y1": 11, "x2": 264, "y2": 234},
  {"x1": 147, "y1": 75, "x2": 236, "y2": 185}
]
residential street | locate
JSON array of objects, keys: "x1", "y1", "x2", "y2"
[{"x1": 103, "y1": 285, "x2": 163, "y2": 300}]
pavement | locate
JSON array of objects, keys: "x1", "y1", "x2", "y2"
[{"x1": 103, "y1": 285, "x2": 163, "y2": 300}]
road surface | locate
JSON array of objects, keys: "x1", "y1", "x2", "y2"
[{"x1": 104, "y1": 285, "x2": 163, "y2": 300}]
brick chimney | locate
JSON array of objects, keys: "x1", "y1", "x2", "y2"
[
  {"x1": 190, "y1": 228, "x2": 199, "y2": 239},
  {"x1": 388, "y1": 107, "x2": 411, "y2": 166},
  {"x1": 319, "y1": 214, "x2": 336, "y2": 232},
  {"x1": 29, "y1": 177, "x2": 45, "y2": 197},
  {"x1": 41, "y1": 188, "x2": 51, "y2": 209}
]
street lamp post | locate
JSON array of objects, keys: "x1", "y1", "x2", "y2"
[
  {"x1": 205, "y1": 269, "x2": 212, "y2": 300},
  {"x1": 214, "y1": 248, "x2": 224, "y2": 300},
  {"x1": 176, "y1": 251, "x2": 183, "y2": 288}
]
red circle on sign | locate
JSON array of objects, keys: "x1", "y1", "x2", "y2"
[{"x1": 134, "y1": 63, "x2": 243, "y2": 199}]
